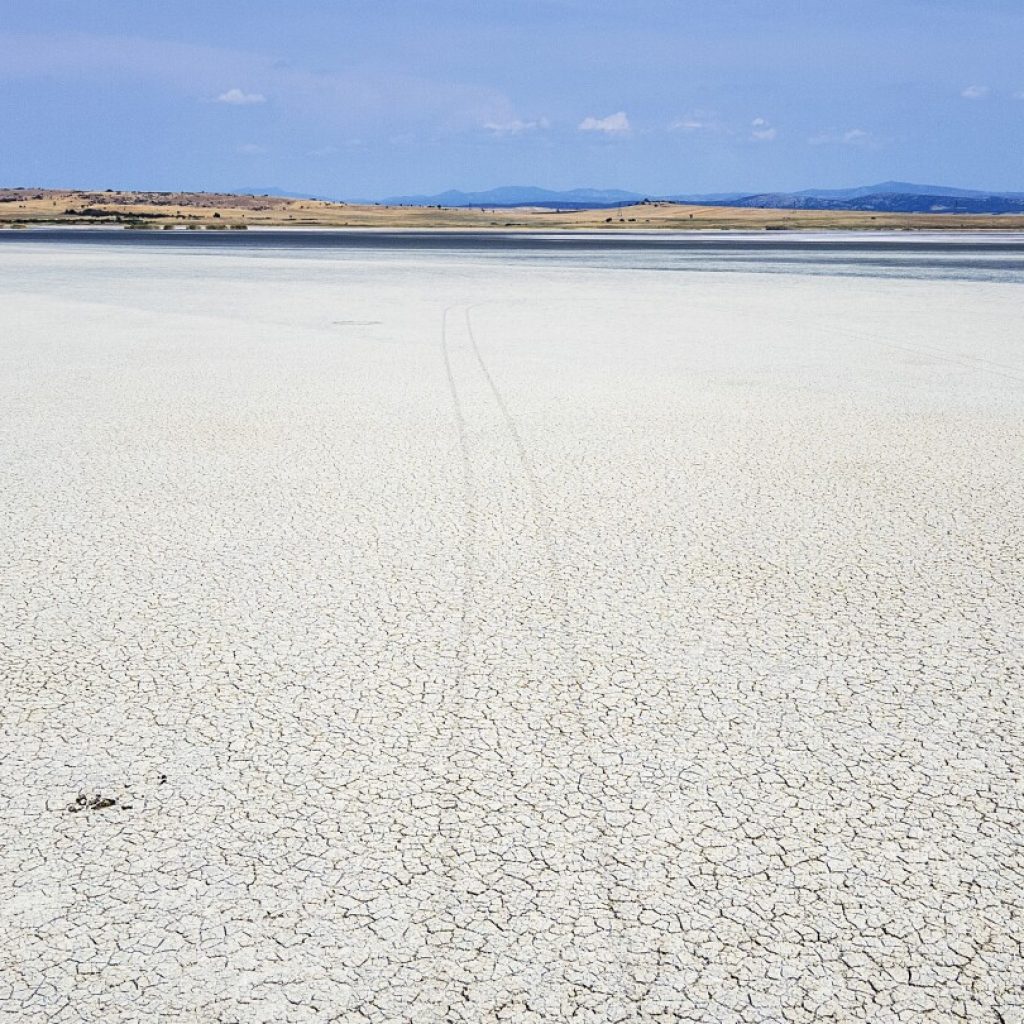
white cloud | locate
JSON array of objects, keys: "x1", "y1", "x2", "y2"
[
  {"x1": 237, "y1": 142, "x2": 266, "y2": 155},
  {"x1": 809, "y1": 127, "x2": 872, "y2": 146},
  {"x1": 750, "y1": 117, "x2": 777, "y2": 141},
  {"x1": 1013, "y1": 90, "x2": 1024, "y2": 100},
  {"x1": 483, "y1": 116, "x2": 549, "y2": 136},
  {"x1": 216, "y1": 87, "x2": 266, "y2": 105},
  {"x1": 578, "y1": 111, "x2": 630, "y2": 134},
  {"x1": 0, "y1": 31, "x2": 525, "y2": 139},
  {"x1": 669, "y1": 112, "x2": 729, "y2": 134},
  {"x1": 961, "y1": 85, "x2": 989, "y2": 99}
]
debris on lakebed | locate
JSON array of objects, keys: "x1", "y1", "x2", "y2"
[{"x1": 66, "y1": 792, "x2": 131, "y2": 813}]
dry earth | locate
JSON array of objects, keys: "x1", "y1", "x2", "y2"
[
  {"x1": 1, "y1": 240, "x2": 1023, "y2": 1023},
  {"x1": 3, "y1": 188, "x2": 1024, "y2": 231}
]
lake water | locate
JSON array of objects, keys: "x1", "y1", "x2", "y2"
[{"x1": 4, "y1": 227, "x2": 1024, "y2": 282}]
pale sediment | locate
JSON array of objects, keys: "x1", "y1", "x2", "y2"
[{"x1": 1, "y1": 242, "x2": 1022, "y2": 1022}]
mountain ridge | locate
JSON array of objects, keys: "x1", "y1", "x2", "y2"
[{"x1": 379, "y1": 182, "x2": 1024, "y2": 213}]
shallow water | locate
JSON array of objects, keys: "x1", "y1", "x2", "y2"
[{"x1": 4, "y1": 227, "x2": 1024, "y2": 282}]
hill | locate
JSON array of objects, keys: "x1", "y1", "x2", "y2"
[
  {"x1": 3, "y1": 189, "x2": 1024, "y2": 232},
  {"x1": 720, "y1": 187, "x2": 1024, "y2": 214}
]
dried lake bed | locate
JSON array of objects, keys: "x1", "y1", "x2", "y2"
[{"x1": 1, "y1": 232, "x2": 1023, "y2": 1022}]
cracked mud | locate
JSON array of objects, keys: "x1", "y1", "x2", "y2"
[{"x1": 1, "y1": 243, "x2": 1022, "y2": 1022}]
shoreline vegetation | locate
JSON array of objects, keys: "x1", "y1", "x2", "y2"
[{"x1": 3, "y1": 187, "x2": 1024, "y2": 232}]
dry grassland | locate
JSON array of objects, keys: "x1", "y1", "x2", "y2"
[{"x1": 3, "y1": 188, "x2": 1024, "y2": 231}]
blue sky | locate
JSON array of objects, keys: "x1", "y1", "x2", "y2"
[{"x1": 2, "y1": 0, "x2": 1022, "y2": 197}]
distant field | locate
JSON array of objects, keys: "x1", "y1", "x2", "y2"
[{"x1": 3, "y1": 188, "x2": 1024, "y2": 231}]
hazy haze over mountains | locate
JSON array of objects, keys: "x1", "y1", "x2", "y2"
[{"x1": 379, "y1": 182, "x2": 1024, "y2": 213}]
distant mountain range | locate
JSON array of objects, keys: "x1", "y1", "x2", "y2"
[
  {"x1": 230, "y1": 181, "x2": 1024, "y2": 214},
  {"x1": 379, "y1": 182, "x2": 1024, "y2": 214},
  {"x1": 721, "y1": 181, "x2": 1024, "y2": 214},
  {"x1": 380, "y1": 186, "x2": 645, "y2": 209}
]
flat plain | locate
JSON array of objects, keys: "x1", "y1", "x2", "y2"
[{"x1": 1, "y1": 234, "x2": 1023, "y2": 1023}]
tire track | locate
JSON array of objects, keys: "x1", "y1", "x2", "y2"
[
  {"x1": 462, "y1": 304, "x2": 583, "y2": 689},
  {"x1": 440, "y1": 305, "x2": 479, "y2": 645},
  {"x1": 464, "y1": 306, "x2": 545, "y2": 501}
]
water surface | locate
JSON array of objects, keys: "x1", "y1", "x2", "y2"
[{"x1": 4, "y1": 227, "x2": 1024, "y2": 282}]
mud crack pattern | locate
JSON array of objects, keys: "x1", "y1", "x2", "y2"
[{"x1": 1, "y1": 245, "x2": 1023, "y2": 1022}]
